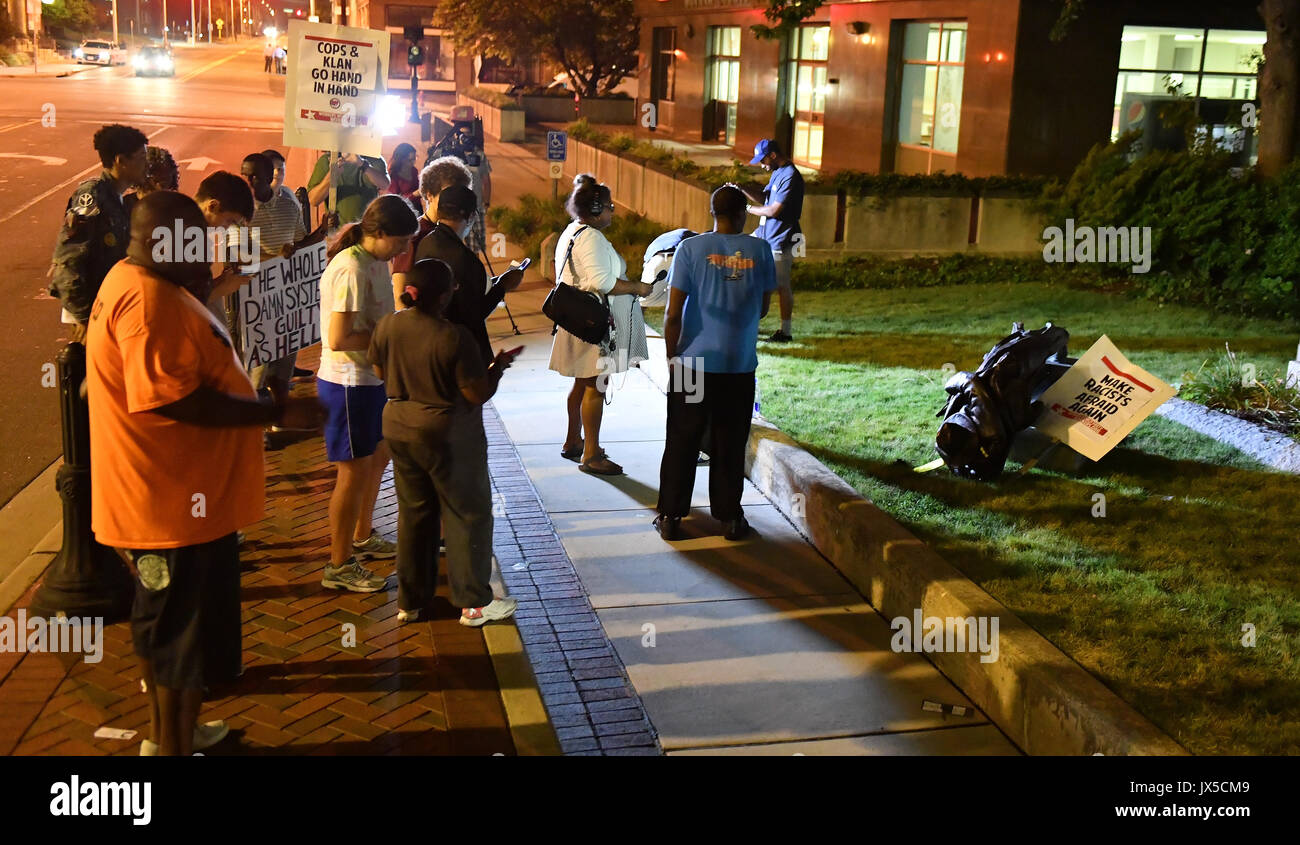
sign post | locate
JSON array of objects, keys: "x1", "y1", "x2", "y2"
[{"x1": 547, "y1": 129, "x2": 567, "y2": 201}]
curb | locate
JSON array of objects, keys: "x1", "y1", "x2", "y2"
[
  {"x1": 1155, "y1": 396, "x2": 1300, "y2": 473},
  {"x1": 482, "y1": 623, "x2": 563, "y2": 756},
  {"x1": 743, "y1": 419, "x2": 1188, "y2": 756},
  {"x1": 0, "y1": 460, "x2": 62, "y2": 616}
]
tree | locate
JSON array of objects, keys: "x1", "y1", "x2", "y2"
[
  {"x1": 752, "y1": 0, "x2": 827, "y2": 153},
  {"x1": 433, "y1": 0, "x2": 638, "y2": 98},
  {"x1": 42, "y1": 0, "x2": 97, "y2": 35},
  {"x1": 1051, "y1": 0, "x2": 1300, "y2": 178}
]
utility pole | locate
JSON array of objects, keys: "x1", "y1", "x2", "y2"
[
  {"x1": 190, "y1": 0, "x2": 196, "y2": 43},
  {"x1": 112, "y1": 0, "x2": 119, "y2": 45},
  {"x1": 207, "y1": 0, "x2": 212, "y2": 42},
  {"x1": 163, "y1": 0, "x2": 169, "y2": 45}
]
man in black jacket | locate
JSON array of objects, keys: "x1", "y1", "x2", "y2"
[
  {"x1": 49, "y1": 124, "x2": 149, "y2": 336},
  {"x1": 414, "y1": 185, "x2": 523, "y2": 364}
]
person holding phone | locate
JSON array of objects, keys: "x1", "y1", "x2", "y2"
[
  {"x1": 370, "y1": 259, "x2": 521, "y2": 626},
  {"x1": 414, "y1": 185, "x2": 524, "y2": 366}
]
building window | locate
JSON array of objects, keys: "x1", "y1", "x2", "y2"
[
  {"x1": 1113, "y1": 25, "x2": 1262, "y2": 162},
  {"x1": 786, "y1": 24, "x2": 830, "y2": 168},
  {"x1": 652, "y1": 27, "x2": 677, "y2": 102},
  {"x1": 385, "y1": 5, "x2": 434, "y2": 27},
  {"x1": 895, "y1": 20, "x2": 966, "y2": 174},
  {"x1": 706, "y1": 26, "x2": 741, "y2": 144}
]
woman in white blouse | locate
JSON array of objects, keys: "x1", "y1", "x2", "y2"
[{"x1": 549, "y1": 174, "x2": 653, "y2": 475}]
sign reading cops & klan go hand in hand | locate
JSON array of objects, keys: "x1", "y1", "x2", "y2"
[
  {"x1": 282, "y1": 19, "x2": 391, "y2": 157},
  {"x1": 1034, "y1": 335, "x2": 1176, "y2": 461},
  {"x1": 240, "y1": 242, "x2": 328, "y2": 370}
]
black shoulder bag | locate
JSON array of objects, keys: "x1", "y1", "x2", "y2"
[{"x1": 542, "y1": 226, "x2": 613, "y2": 346}]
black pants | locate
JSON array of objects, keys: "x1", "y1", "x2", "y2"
[
  {"x1": 658, "y1": 368, "x2": 755, "y2": 522},
  {"x1": 129, "y1": 533, "x2": 241, "y2": 690},
  {"x1": 388, "y1": 419, "x2": 494, "y2": 610}
]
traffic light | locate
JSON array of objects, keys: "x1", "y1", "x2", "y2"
[{"x1": 405, "y1": 25, "x2": 424, "y2": 67}]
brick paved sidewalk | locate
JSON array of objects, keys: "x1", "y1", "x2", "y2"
[{"x1": 0, "y1": 350, "x2": 520, "y2": 757}]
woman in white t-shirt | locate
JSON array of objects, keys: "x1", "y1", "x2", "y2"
[
  {"x1": 317, "y1": 194, "x2": 418, "y2": 593},
  {"x1": 548, "y1": 174, "x2": 653, "y2": 476}
]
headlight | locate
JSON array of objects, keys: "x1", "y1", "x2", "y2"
[
  {"x1": 133, "y1": 55, "x2": 145, "y2": 67},
  {"x1": 74, "y1": 48, "x2": 83, "y2": 57},
  {"x1": 156, "y1": 56, "x2": 172, "y2": 69}
]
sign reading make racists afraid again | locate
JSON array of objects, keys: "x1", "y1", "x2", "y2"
[
  {"x1": 1034, "y1": 335, "x2": 1177, "y2": 462},
  {"x1": 282, "y1": 19, "x2": 391, "y2": 157}
]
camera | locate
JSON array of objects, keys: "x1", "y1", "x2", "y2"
[{"x1": 425, "y1": 108, "x2": 485, "y2": 168}]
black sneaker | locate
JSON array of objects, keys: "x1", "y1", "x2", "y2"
[
  {"x1": 653, "y1": 514, "x2": 682, "y2": 542},
  {"x1": 292, "y1": 366, "x2": 314, "y2": 380},
  {"x1": 766, "y1": 330, "x2": 793, "y2": 343},
  {"x1": 723, "y1": 516, "x2": 751, "y2": 541}
]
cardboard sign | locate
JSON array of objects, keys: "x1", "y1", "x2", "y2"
[
  {"x1": 240, "y1": 242, "x2": 329, "y2": 370},
  {"x1": 1034, "y1": 335, "x2": 1177, "y2": 461},
  {"x1": 282, "y1": 19, "x2": 391, "y2": 156}
]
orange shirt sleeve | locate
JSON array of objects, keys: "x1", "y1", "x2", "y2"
[{"x1": 117, "y1": 286, "x2": 205, "y2": 413}]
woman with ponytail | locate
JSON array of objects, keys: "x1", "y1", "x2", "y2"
[
  {"x1": 369, "y1": 259, "x2": 521, "y2": 625},
  {"x1": 317, "y1": 194, "x2": 418, "y2": 593},
  {"x1": 548, "y1": 174, "x2": 653, "y2": 476}
]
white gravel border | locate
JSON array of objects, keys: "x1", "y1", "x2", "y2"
[{"x1": 1154, "y1": 396, "x2": 1300, "y2": 473}]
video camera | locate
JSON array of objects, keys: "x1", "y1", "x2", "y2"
[{"x1": 425, "y1": 105, "x2": 485, "y2": 168}]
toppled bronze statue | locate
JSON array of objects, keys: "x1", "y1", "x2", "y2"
[{"x1": 935, "y1": 322, "x2": 1075, "y2": 480}]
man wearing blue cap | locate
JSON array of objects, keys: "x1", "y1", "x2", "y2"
[{"x1": 738, "y1": 138, "x2": 803, "y2": 342}]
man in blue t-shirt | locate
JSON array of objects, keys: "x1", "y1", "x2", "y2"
[
  {"x1": 737, "y1": 138, "x2": 804, "y2": 343},
  {"x1": 655, "y1": 186, "x2": 776, "y2": 543}
]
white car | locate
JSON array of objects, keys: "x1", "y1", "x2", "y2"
[{"x1": 74, "y1": 40, "x2": 127, "y2": 66}]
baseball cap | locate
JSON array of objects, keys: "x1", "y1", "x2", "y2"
[
  {"x1": 437, "y1": 184, "x2": 478, "y2": 219},
  {"x1": 750, "y1": 138, "x2": 779, "y2": 165}
]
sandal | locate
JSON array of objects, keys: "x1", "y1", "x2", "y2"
[
  {"x1": 579, "y1": 456, "x2": 624, "y2": 476},
  {"x1": 560, "y1": 442, "x2": 584, "y2": 461}
]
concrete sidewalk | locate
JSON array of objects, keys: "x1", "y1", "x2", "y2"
[
  {"x1": 478, "y1": 276, "x2": 1018, "y2": 755},
  {"x1": 0, "y1": 63, "x2": 95, "y2": 78}
]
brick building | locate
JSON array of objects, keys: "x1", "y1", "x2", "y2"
[{"x1": 632, "y1": 0, "x2": 1266, "y2": 176}]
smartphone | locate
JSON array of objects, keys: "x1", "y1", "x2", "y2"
[{"x1": 509, "y1": 257, "x2": 532, "y2": 272}]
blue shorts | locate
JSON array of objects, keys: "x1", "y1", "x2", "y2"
[{"x1": 318, "y1": 379, "x2": 387, "y2": 461}]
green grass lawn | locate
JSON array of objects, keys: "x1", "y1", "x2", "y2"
[{"x1": 648, "y1": 281, "x2": 1300, "y2": 754}]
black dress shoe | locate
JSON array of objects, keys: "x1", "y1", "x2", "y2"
[
  {"x1": 723, "y1": 516, "x2": 750, "y2": 541},
  {"x1": 653, "y1": 514, "x2": 682, "y2": 541},
  {"x1": 292, "y1": 366, "x2": 314, "y2": 379}
]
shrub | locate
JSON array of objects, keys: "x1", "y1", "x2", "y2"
[
  {"x1": 461, "y1": 86, "x2": 522, "y2": 111},
  {"x1": 1179, "y1": 345, "x2": 1300, "y2": 437},
  {"x1": 1046, "y1": 134, "x2": 1300, "y2": 320}
]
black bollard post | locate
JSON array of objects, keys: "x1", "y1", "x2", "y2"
[{"x1": 29, "y1": 342, "x2": 134, "y2": 624}]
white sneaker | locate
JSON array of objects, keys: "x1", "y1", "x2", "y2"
[
  {"x1": 396, "y1": 608, "x2": 422, "y2": 624},
  {"x1": 139, "y1": 720, "x2": 229, "y2": 755},
  {"x1": 459, "y1": 597, "x2": 518, "y2": 628}
]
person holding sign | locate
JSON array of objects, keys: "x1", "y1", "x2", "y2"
[
  {"x1": 369, "y1": 258, "x2": 521, "y2": 626},
  {"x1": 318, "y1": 195, "x2": 419, "y2": 593},
  {"x1": 307, "y1": 152, "x2": 390, "y2": 226}
]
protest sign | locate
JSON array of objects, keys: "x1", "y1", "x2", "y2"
[
  {"x1": 1034, "y1": 335, "x2": 1177, "y2": 461},
  {"x1": 282, "y1": 19, "x2": 392, "y2": 157},
  {"x1": 240, "y1": 241, "x2": 329, "y2": 370}
]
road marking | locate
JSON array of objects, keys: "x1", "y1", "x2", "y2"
[
  {"x1": 0, "y1": 120, "x2": 38, "y2": 135},
  {"x1": 176, "y1": 155, "x2": 221, "y2": 171},
  {"x1": 178, "y1": 48, "x2": 250, "y2": 83},
  {"x1": 0, "y1": 125, "x2": 170, "y2": 226},
  {"x1": 0, "y1": 153, "x2": 68, "y2": 166}
]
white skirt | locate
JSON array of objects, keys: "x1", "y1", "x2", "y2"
[{"x1": 548, "y1": 293, "x2": 650, "y2": 379}]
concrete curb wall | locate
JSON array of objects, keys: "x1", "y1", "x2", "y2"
[
  {"x1": 558, "y1": 137, "x2": 1044, "y2": 256},
  {"x1": 1155, "y1": 396, "x2": 1300, "y2": 473},
  {"x1": 456, "y1": 92, "x2": 525, "y2": 143},
  {"x1": 743, "y1": 419, "x2": 1187, "y2": 756}
]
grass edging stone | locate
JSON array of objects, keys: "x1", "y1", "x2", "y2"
[
  {"x1": 1153, "y1": 398, "x2": 1300, "y2": 473},
  {"x1": 744, "y1": 417, "x2": 1188, "y2": 756}
]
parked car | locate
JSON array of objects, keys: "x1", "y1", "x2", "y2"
[
  {"x1": 132, "y1": 45, "x2": 174, "y2": 77},
  {"x1": 73, "y1": 40, "x2": 127, "y2": 66}
]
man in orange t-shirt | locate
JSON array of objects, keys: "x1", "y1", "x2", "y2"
[{"x1": 87, "y1": 191, "x2": 323, "y2": 756}]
